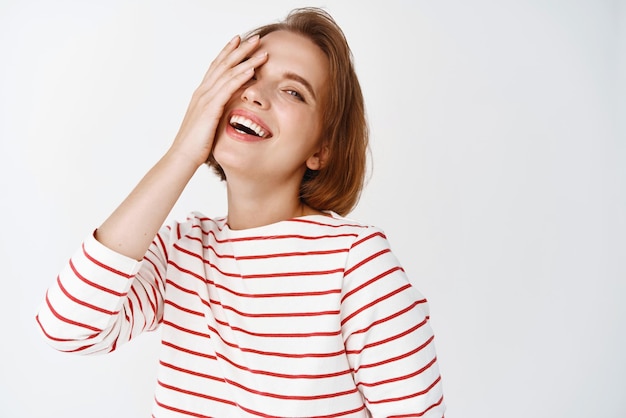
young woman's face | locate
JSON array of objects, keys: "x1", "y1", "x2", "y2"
[{"x1": 213, "y1": 30, "x2": 329, "y2": 186}]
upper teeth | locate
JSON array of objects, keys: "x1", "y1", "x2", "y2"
[{"x1": 230, "y1": 115, "x2": 266, "y2": 138}]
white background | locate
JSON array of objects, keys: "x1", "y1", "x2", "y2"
[{"x1": 1, "y1": 1, "x2": 624, "y2": 417}]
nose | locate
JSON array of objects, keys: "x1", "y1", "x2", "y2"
[{"x1": 241, "y1": 80, "x2": 269, "y2": 109}]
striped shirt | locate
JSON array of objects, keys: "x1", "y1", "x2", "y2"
[{"x1": 36, "y1": 212, "x2": 445, "y2": 417}]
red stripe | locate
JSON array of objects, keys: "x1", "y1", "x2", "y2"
[
  {"x1": 344, "y1": 248, "x2": 390, "y2": 277},
  {"x1": 193, "y1": 215, "x2": 226, "y2": 227},
  {"x1": 184, "y1": 234, "x2": 349, "y2": 260},
  {"x1": 156, "y1": 380, "x2": 235, "y2": 407},
  {"x1": 223, "y1": 376, "x2": 359, "y2": 401},
  {"x1": 69, "y1": 259, "x2": 127, "y2": 297},
  {"x1": 341, "y1": 266, "x2": 402, "y2": 304},
  {"x1": 346, "y1": 317, "x2": 428, "y2": 355},
  {"x1": 36, "y1": 315, "x2": 99, "y2": 351},
  {"x1": 162, "y1": 320, "x2": 211, "y2": 339},
  {"x1": 358, "y1": 357, "x2": 438, "y2": 388},
  {"x1": 133, "y1": 277, "x2": 158, "y2": 323},
  {"x1": 161, "y1": 339, "x2": 217, "y2": 360},
  {"x1": 110, "y1": 336, "x2": 118, "y2": 352},
  {"x1": 142, "y1": 252, "x2": 164, "y2": 328},
  {"x1": 248, "y1": 245, "x2": 346, "y2": 260},
  {"x1": 155, "y1": 232, "x2": 168, "y2": 261},
  {"x1": 145, "y1": 249, "x2": 165, "y2": 281},
  {"x1": 81, "y1": 242, "x2": 133, "y2": 279},
  {"x1": 129, "y1": 285, "x2": 143, "y2": 318},
  {"x1": 212, "y1": 280, "x2": 341, "y2": 298},
  {"x1": 387, "y1": 394, "x2": 445, "y2": 418},
  {"x1": 310, "y1": 404, "x2": 367, "y2": 418},
  {"x1": 165, "y1": 300, "x2": 204, "y2": 317},
  {"x1": 342, "y1": 283, "x2": 412, "y2": 326},
  {"x1": 367, "y1": 375, "x2": 442, "y2": 405},
  {"x1": 167, "y1": 275, "x2": 341, "y2": 300},
  {"x1": 206, "y1": 323, "x2": 344, "y2": 359},
  {"x1": 44, "y1": 292, "x2": 101, "y2": 332},
  {"x1": 150, "y1": 283, "x2": 160, "y2": 327},
  {"x1": 350, "y1": 230, "x2": 386, "y2": 249},
  {"x1": 349, "y1": 300, "x2": 425, "y2": 336},
  {"x1": 156, "y1": 382, "x2": 366, "y2": 418},
  {"x1": 183, "y1": 236, "x2": 235, "y2": 259},
  {"x1": 169, "y1": 258, "x2": 238, "y2": 281},
  {"x1": 237, "y1": 402, "x2": 366, "y2": 418},
  {"x1": 227, "y1": 232, "x2": 360, "y2": 243},
  {"x1": 153, "y1": 398, "x2": 213, "y2": 418},
  {"x1": 56, "y1": 276, "x2": 116, "y2": 315},
  {"x1": 354, "y1": 335, "x2": 435, "y2": 373},
  {"x1": 289, "y1": 217, "x2": 367, "y2": 229},
  {"x1": 125, "y1": 298, "x2": 133, "y2": 329},
  {"x1": 214, "y1": 317, "x2": 340, "y2": 338},
  {"x1": 207, "y1": 297, "x2": 339, "y2": 319},
  {"x1": 160, "y1": 360, "x2": 223, "y2": 383},
  {"x1": 172, "y1": 246, "x2": 345, "y2": 280},
  {"x1": 63, "y1": 343, "x2": 95, "y2": 353},
  {"x1": 241, "y1": 268, "x2": 344, "y2": 280},
  {"x1": 214, "y1": 350, "x2": 352, "y2": 380},
  {"x1": 198, "y1": 226, "x2": 359, "y2": 244},
  {"x1": 175, "y1": 238, "x2": 294, "y2": 276},
  {"x1": 171, "y1": 283, "x2": 330, "y2": 318},
  {"x1": 166, "y1": 278, "x2": 199, "y2": 295},
  {"x1": 35, "y1": 315, "x2": 87, "y2": 342}
]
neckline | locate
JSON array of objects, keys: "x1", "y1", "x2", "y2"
[{"x1": 223, "y1": 211, "x2": 338, "y2": 236}]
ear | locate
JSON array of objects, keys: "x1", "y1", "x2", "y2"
[{"x1": 306, "y1": 143, "x2": 330, "y2": 171}]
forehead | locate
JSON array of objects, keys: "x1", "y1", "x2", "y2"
[{"x1": 258, "y1": 30, "x2": 329, "y2": 92}]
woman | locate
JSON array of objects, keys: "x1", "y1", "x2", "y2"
[{"x1": 36, "y1": 7, "x2": 445, "y2": 417}]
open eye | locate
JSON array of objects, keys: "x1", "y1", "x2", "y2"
[{"x1": 285, "y1": 89, "x2": 305, "y2": 102}]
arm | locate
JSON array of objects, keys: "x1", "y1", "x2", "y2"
[
  {"x1": 36, "y1": 35, "x2": 269, "y2": 352},
  {"x1": 341, "y1": 227, "x2": 445, "y2": 417},
  {"x1": 36, "y1": 226, "x2": 168, "y2": 354},
  {"x1": 97, "y1": 34, "x2": 268, "y2": 260}
]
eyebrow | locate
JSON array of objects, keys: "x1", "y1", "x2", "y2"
[{"x1": 283, "y1": 71, "x2": 317, "y2": 101}]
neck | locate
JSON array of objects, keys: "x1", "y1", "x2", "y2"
[{"x1": 225, "y1": 177, "x2": 318, "y2": 230}]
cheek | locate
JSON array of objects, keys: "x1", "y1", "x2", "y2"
[
  {"x1": 308, "y1": 112, "x2": 324, "y2": 144},
  {"x1": 287, "y1": 116, "x2": 322, "y2": 151},
  {"x1": 216, "y1": 93, "x2": 243, "y2": 135},
  {"x1": 293, "y1": 105, "x2": 323, "y2": 134}
]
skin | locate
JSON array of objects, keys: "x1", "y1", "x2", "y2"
[
  {"x1": 95, "y1": 30, "x2": 330, "y2": 260},
  {"x1": 214, "y1": 30, "x2": 330, "y2": 230}
]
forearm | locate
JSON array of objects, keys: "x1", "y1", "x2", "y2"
[
  {"x1": 95, "y1": 149, "x2": 199, "y2": 260},
  {"x1": 36, "y1": 226, "x2": 168, "y2": 354},
  {"x1": 94, "y1": 37, "x2": 267, "y2": 261}
]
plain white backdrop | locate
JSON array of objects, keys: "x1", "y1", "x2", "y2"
[{"x1": 1, "y1": 0, "x2": 624, "y2": 417}]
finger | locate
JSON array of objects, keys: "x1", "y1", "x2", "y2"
[
  {"x1": 199, "y1": 51, "x2": 268, "y2": 107},
  {"x1": 197, "y1": 46, "x2": 268, "y2": 104},
  {"x1": 201, "y1": 35, "x2": 241, "y2": 80},
  {"x1": 202, "y1": 34, "x2": 261, "y2": 85},
  {"x1": 197, "y1": 35, "x2": 242, "y2": 87}
]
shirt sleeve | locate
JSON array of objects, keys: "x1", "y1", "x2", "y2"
[
  {"x1": 35, "y1": 224, "x2": 174, "y2": 355},
  {"x1": 340, "y1": 226, "x2": 445, "y2": 417}
]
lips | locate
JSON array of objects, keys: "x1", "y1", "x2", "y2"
[{"x1": 226, "y1": 109, "x2": 273, "y2": 141}]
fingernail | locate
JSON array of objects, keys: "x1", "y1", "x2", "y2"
[
  {"x1": 229, "y1": 35, "x2": 240, "y2": 44},
  {"x1": 247, "y1": 34, "x2": 260, "y2": 43},
  {"x1": 254, "y1": 51, "x2": 267, "y2": 59}
]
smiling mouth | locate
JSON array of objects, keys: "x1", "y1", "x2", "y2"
[{"x1": 229, "y1": 115, "x2": 269, "y2": 138}]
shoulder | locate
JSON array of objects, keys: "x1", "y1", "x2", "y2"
[
  {"x1": 298, "y1": 213, "x2": 393, "y2": 254},
  {"x1": 160, "y1": 211, "x2": 227, "y2": 244},
  {"x1": 325, "y1": 212, "x2": 389, "y2": 241},
  {"x1": 281, "y1": 212, "x2": 384, "y2": 241}
]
